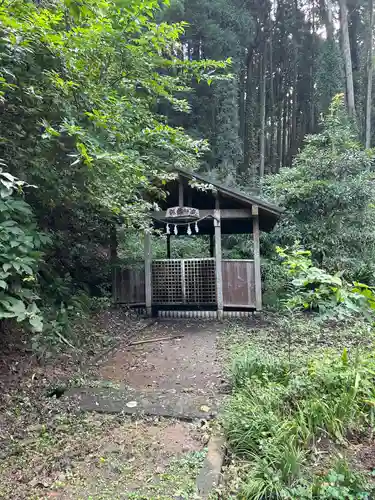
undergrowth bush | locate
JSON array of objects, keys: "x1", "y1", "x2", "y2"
[
  {"x1": 0, "y1": 167, "x2": 114, "y2": 357},
  {"x1": 277, "y1": 244, "x2": 375, "y2": 321},
  {"x1": 289, "y1": 459, "x2": 369, "y2": 499},
  {"x1": 224, "y1": 347, "x2": 375, "y2": 498},
  {"x1": 261, "y1": 257, "x2": 290, "y2": 310},
  {"x1": 0, "y1": 168, "x2": 48, "y2": 332}
]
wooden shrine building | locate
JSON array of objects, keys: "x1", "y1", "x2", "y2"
[{"x1": 114, "y1": 168, "x2": 282, "y2": 318}]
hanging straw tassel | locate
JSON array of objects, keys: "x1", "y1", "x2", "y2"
[
  {"x1": 174, "y1": 224, "x2": 178, "y2": 235},
  {"x1": 195, "y1": 221, "x2": 199, "y2": 233},
  {"x1": 166, "y1": 223, "x2": 170, "y2": 235}
]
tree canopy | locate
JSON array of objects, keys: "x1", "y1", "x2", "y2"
[
  {"x1": 161, "y1": 0, "x2": 373, "y2": 183},
  {"x1": 1, "y1": 0, "x2": 375, "y2": 343},
  {"x1": 264, "y1": 95, "x2": 375, "y2": 282},
  {"x1": 0, "y1": 0, "x2": 226, "y2": 337}
]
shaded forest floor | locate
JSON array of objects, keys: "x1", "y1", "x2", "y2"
[{"x1": 0, "y1": 313, "x2": 229, "y2": 499}]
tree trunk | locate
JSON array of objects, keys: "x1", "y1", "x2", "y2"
[
  {"x1": 276, "y1": 74, "x2": 283, "y2": 172},
  {"x1": 287, "y1": 92, "x2": 293, "y2": 165},
  {"x1": 243, "y1": 48, "x2": 254, "y2": 175},
  {"x1": 310, "y1": 2, "x2": 316, "y2": 132},
  {"x1": 366, "y1": 0, "x2": 374, "y2": 148},
  {"x1": 339, "y1": 0, "x2": 356, "y2": 117},
  {"x1": 239, "y1": 65, "x2": 246, "y2": 146},
  {"x1": 269, "y1": 33, "x2": 275, "y2": 171},
  {"x1": 282, "y1": 93, "x2": 288, "y2": 168},
  {"x1": 320, "y1": 0, "x2": 334, "y2": 40},
  {"x1": 291, "y1": 18, "x2": 298, "y2": 159},
  {"x1": 259, "y1": 51, "x2": 267, "y2": 178}
]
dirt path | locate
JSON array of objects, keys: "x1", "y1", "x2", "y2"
[
  {"x1": 58, "y1": 416, "x2": 207, "y2": 500},
  {"x1": 67, "y1": 320, "x2": 227, "y2": 498},
  {"x1": 0, "y1": 316, "x2": 228, "y2": 499},
  {"x1": 62, "y1": 319, "x2": 227, "y2": 499},
  {"x1": 99, "y1": 320, "x2": 226, "y2": 406},
  {"x1": 65, "y1": 320, "x2": 227, "y2": 420}
]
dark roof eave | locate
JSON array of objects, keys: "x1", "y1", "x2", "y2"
[{"x1": 175, "y1": 167, "x2": 283, "y2": 217}]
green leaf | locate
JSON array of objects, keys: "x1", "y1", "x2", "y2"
[
  {"x1": 7, "y1": 299, "x2": 26, "y2": 315},
  {"x1": 0, "y1": 311, "x2": 16, "y2": 318},
  {"x1": 29, "y1": 315, "x2": 43, "y2": 333},
  {"x1": 341, "y1": 348, "x2": 348, "y2": 366}
]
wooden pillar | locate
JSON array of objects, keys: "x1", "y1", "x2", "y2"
[
  {"x1": 252, "y1": 205, "x2": 262, "y2": 311},
  {"x1": 167, "y1": 235, "x2": 171, "y2": 259},
  {"x1": 144, "y1": 230, "x2": 152, "y2": 316},
  {"x1": 214, "y1": 200, "x2": 223, "y2": 320}
]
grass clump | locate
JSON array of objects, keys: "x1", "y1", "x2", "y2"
[{"x1": 223, "y1": 347, "x2": 375, "y2": 498}]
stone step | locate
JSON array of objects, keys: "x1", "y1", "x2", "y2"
[{"x1": 64, "y1": 386, "x2": 222, "y2": 420}]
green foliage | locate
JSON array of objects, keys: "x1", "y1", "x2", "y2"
[
  {"x1": 313, "y1": 460, "x2": 369, "y2": 499},
  {"x1": 160, "y1": 0, "x2": 252, "y2": 176},
  {"x1": 1, "y1": 0, "x2": 226, "y2": 217},
  {"x1": 224, "y1": 346, "x2": 375, "y2": 499},
  {"x1": 286, "y1": 459, "x2": 371, "y2": 500},
  {"x1": 0, "y1": 0, "x2": 227, "y2": 348},
  {"x1": 261, "y1": 256, "x2": 290, "y2": 309},
  {"x1": 276, "y1": 243, "x2": 375, "y2": 320},
  {"x1": 118, "y1": 230, "x2": 210, "y2": 262},
  {"x1": 32, "y1": 291, "x2": 93, "y2": 357},
  {"x1": 212, "y1": 78, "x2": 243, "y2": 176},
  {"x1": 231, "y1": 350, "x2": 291, "y2": 390},
  {"x1": 288, "y1": 459, "x2": 370, "y2": 499},
  {"x1": 263, "y1": 95, "x2": 375, "y2": 282},
  {"x1": 0, "y1": 168, "x2": 46, "y2": 332},
  {"x1": 316, "y1": 40, "x2": 345, "y2": 116}
]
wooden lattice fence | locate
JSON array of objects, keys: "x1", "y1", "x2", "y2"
[
  {"x1": 114, "y1": 258, "x2": 256, "y2": 309},
  {"x1": 152, "y1": 258, "x2": 216, "y2": 305}
]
